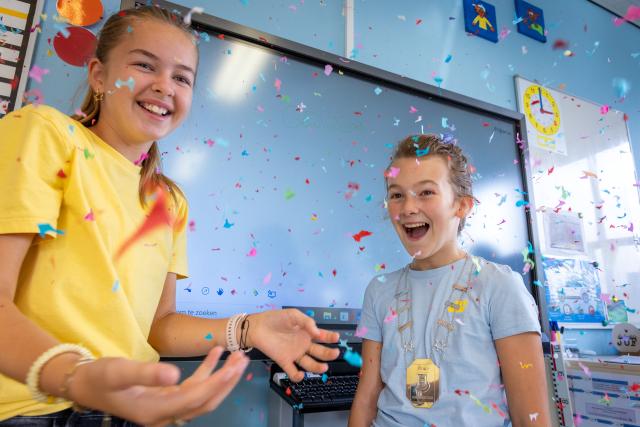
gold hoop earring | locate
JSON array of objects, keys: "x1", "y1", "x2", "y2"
[{"x1": 93, "y1": 91, "x2": 104, "y2": 103}]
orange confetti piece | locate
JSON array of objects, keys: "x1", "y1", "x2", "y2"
[{"x1": 114, "y1": 187, "x2": 173, "y2": 260}]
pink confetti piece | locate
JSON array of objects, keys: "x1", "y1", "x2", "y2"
[
  {"x1": 28, "y1": 65, "x2": 50, "y2": 83},
  {"x1": 409, "y1": 106, "x2": 418, "y2": 113},
  {"x1": 355, "y1": 326, "x2": 368, "y2": 338},
  {"x1": 274, "y1": 78, "x2": 282, "y2": 92},
  {"x1": 600, "y1": 105, "x2": 610, "y2": 115},
  {"x1": 578, "y1": 362, "x2": 591, "y2": 378},
  {"x1": 84, "y1": 209, "x2": 94, "y2": 221},
  {"x1": 383, "y1": 307, "x2": 397, "y2": 323},
  {"x1": 263, "y1": 272, "x2": 272, "y2": 284},
  {"x1": 247, "y1": 247, "x2": 257, "y2": 257},
  {"x1": 614, "y1": 5, "x2": 640, "y2": 26},
  {"x1": 324, "y1": 64, "x2": 333, "y2": 76},
  {"x1": 384, "y1": 167, "x2": 400, "y2": 178},
  {"x1": 133, "y1": 152, "x2": 149, "y2": 166}
]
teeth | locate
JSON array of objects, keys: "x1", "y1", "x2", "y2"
[
  {"x1": 140, "y1": 102, "x2": 168, "y2": 116},
  {"x1": 404, "y1": 223, "x2": 427, "y2": 229}
]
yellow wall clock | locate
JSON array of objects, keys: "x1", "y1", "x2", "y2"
[{"x1": 523, "y1": 84, "x2": 561, "y2": 135}]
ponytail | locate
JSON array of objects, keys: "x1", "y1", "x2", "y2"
[{"x1": 139, "y1": 142, "x2": 184, "y2": 207}]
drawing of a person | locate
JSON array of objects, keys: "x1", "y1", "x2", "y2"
[
  {"x1": 472, "y1": 3, "x2": 495, "y2": 32},
  {"x1": 524, "y1": 9, "x2": 544, "y2": 36}
]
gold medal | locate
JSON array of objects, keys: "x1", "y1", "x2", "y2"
[{"x1": 406, "y1": 358, "x2": 440, "y2": 408}]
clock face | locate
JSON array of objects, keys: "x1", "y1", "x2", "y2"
[{"x1": 523, "y1": 85, "x2": 561, "y2": 135}]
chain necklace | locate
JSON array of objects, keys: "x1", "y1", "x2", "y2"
[{"x1": 395, "y1": 254, "x2": 474, "y2": 365}]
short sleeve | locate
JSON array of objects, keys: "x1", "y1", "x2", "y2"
[
  {"x1": 358, "y1": 279, "x2": 383, "y2": 342},
  {"x1": 168, "y1": 191, "x2": 189, "y2": 279},
  {"x1": 0, "y1": 106, "x2": 72, "y2": 236},
  {"x1": 487, "y1": 265, "x2": 541, "y2": 340}
]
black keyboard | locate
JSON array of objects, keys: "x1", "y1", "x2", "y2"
[{"x1": 272, "y1": 374, "x2": 359, "y2": 411}]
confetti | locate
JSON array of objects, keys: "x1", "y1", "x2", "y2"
[
  {"x1": 355, "y1": 326, "x2": 368, "y2": 338},
  {"x1": 114, "y1": 187, "x2": 173, "y2": 260},
  {"x1": 352, "y1": 230, "x2": 372, "y2": 242},
  {"x1": 444, "y1": 54, "x2": 453, "y2": 63},
  {"x1": 343, "y1": 349, "x2": 362, "y2": 367},
  {"x1": 28, "y1": 65, "x2": 49, "y2": 83},
  {"x1": 205, "y1": 332, "x2": 213, "y2": 340},
  {"x1": 324, "y1": 64, "x2": 333, "y2": 76},
  {"x1": 247, "y1": 247, "x2": 257, "y2": 257},
  {"x1": 115, "y1": 76, "x2": 135, "y2": 92},
  {"x1": 183, "y1": 6, "x2": 204, "y2": 25},
  {"x1": 112, "y1": 280, "x2": 120, "y2": 292},
  {"x1": 223, "y1": 219, "x2": 234, "y2": 228},
  {"x1": 374, "y1": 86, "x2": 382, "y2": 95},
  {"x1": 37, "y1": 223, "x2": 64, "y2": 238},
  {"x1": 385, "y1": 167, "x2": 400, "y2": 178}
]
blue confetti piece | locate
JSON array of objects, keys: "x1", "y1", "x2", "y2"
[
  {"x1": 444, "y1": 54, "x2": 453, "y2": 63},
  {"x1": 365, "y1": 194, "x2": 372, "y2": 202},
  {"x1": 37, "y1": 223, "x2": 64, "y2": 238},
  {"x1": 321, "y1": 373, "x2": 328, "y2": 383},
  {"x1": 223, "y1": 219, "x2": 234, "y2": 228},
  {"x1": 127, "y1": 25, "x2": 133, "y2": 33},
  {"x1": 205, "y1": 333, "x2": 213, "y2": 340},
  {"x1": 374, "y1": 87, "x2": 382, "y2": 95},
  {"x1": 344, "y1": 349, "x2": 362, "y2": 368},
  {"x1": 115, "y1": 77, "x2": 135, "y2": 92},
  {"x1": 112, "y1": 280, "x2": 120, "y2": 292},
  {"x1": 305, "y1": 309, "x2": 315, "y2": 317},
  {"x1": 241, "y1": 150, "x2": 249, "y2": 156},
  {"x1": 434, "y1": 77, "x2": 443, "y2": 87},
  {"x1": 515, "y1": 199, "x2": 529, "y2": 207},
  {"x1": 0, "y1": 23, "x2": 8, "y2": 33},
  {"x1": 416, "y1": 148, "x2": 430, "y2": 157},
  {"x1": 377, "y1": 275, "x2": 387, "y2": 283},
  {"x1": 217, "y1": 138, "x2": 230, "y2": 147},
  {"x1": 199, "y1": 31, "x2": 210, "y2": 42},
  {"x1": 54, "y1": 24, "x2": 70, "y2": 38},
  {"x1": 441, "y1": 117, "x2": 449, "y2": 128},
  {"x1": 68, "y1": 125, "x2": 75, "y2": 134}
]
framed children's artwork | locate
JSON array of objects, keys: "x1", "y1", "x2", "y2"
[
  {"x1": 542, "y1": 257, "x2": 605, "y2": 324},
  {"x1": 463, "y1": 0, "x2": 498, "y2": 43},
  {"x1": 515, "y1": 0, "x2": 547, "y2": 43}
]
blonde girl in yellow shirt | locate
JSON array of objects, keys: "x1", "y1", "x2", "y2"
[{"x1": 0, "y1": 6, "x2": 338, "y2": 426}]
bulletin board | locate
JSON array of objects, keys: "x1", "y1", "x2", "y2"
[
  {"x1": 516, "y1": 76, "x2": 640, "y2": 327},
  {"x1": 0, "y1": 0, "x2": 43, "y2": 116}
]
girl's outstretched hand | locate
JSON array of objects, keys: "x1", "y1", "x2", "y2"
[
  {"x1": 248, "y1": 308, "x2": 340, "y2": 382},
  {"x1": 68, "y1": 347, "x2": 248, "y2": 426}
]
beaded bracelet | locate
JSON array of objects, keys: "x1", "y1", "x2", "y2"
[{"x1": 26, "y1": 343, "x2": 95, "y2": 404}]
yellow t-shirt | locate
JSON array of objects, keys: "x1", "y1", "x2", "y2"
[{"x1": 0, "y1": 104, "x2": 189, "y2": 420}]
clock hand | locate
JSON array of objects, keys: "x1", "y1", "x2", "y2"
[{"x1": 537, "y1": 87, "x2": 544, "y2": 113}]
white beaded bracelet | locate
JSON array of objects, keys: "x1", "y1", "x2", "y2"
[
  {"x1": 26, "y1": 343, "x2": 95, "y2": 404},
  {"x1": 225, "y1": 313, "x2": 246, "y2": 352}
]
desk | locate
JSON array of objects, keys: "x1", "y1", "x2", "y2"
[{"x1": 565, "y1": 357, "x2": 640, "y2": 426}]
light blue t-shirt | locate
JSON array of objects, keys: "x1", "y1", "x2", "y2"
[{"x1": 358, "y1": 256, "x2": 541, "y2": 427}]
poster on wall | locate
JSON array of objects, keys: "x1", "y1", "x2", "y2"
[
  {"x1": 543, "y1": 257, "x2": 605, "y2": 324},
  {"x1": 543, "y1": 211, "x2": 586, "y2": 255},
  {"x1": 0, "y1": 0, "x2": 44, "y2": 116}
]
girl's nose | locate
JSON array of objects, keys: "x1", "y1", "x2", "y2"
[{"x1": 151, "y1": 74, "x2": 175, "y2": 97}]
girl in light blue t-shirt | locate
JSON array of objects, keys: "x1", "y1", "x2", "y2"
[{"x1": 349, "y1": 135, "x2": 550, "y2": 427}]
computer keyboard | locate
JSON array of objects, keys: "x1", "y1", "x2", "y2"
[{"x1": 275, "y1": 373, "x2": 359, "y2": 408}]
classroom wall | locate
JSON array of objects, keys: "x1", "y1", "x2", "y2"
[{"x1": 22, "y1": 0, "x2": 639, "y2": 424}]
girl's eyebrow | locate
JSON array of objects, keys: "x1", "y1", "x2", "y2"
[
  {"x1": 128, "y1": 48, "x2": 196, "y2": 75},
  {"x1": 387, "y1": 180, "x2": 440, "y2": 190}
]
